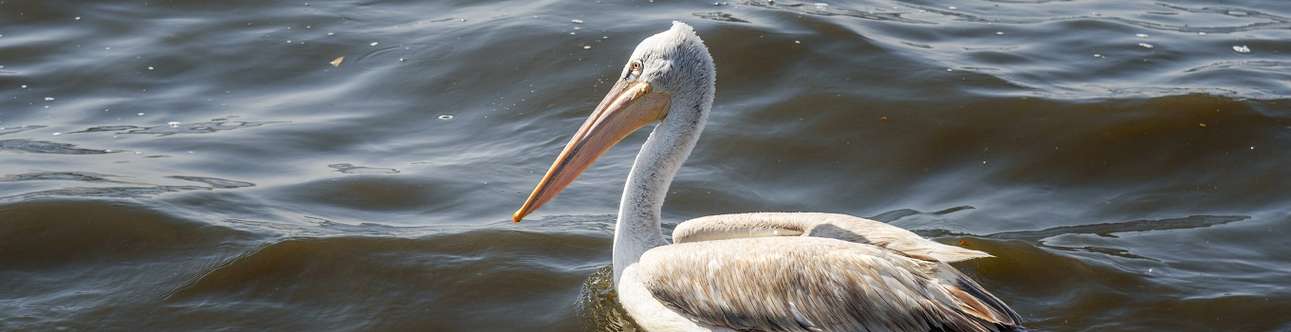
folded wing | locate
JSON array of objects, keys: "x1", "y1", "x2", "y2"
[
  {"x1": 673, "y1": 212, "x2": 992, "y2": 263},
  {"x1": 635, "y1": 237, "x2": 1021, "y2": 332}
]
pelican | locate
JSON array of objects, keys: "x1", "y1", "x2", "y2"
[{"x1": 513, "y1": 22, "x2": 1023, "y2": 332}]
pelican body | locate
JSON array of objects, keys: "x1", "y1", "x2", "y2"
[{"x1": 514, "y1": 22, "x2": 1022, "y2": 332}]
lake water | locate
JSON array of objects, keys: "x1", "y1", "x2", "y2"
[{"x1": 2, "y1": 0, "x2": 1290, "y2": 330}]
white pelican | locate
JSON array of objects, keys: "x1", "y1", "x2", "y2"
[{"x1": 514, "y1": 22, "x2": 1023, "y2": 332}]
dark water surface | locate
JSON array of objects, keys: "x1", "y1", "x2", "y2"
[{"x1": 3, "y1": 0, "x2": 1290, "y2": 330}]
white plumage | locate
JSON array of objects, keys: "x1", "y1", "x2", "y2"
[{"x1": 515, "y1": 22, "x2": 1023, "y2": 332}]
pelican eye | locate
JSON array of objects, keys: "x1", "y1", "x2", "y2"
[{"x1": 624, "y1": 62, "x2": 642, "y2": 80}]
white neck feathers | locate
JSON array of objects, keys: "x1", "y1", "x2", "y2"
[
  {"x1": 610, "y1": 21, "x2": 716, "y2": 284},
  {"x1": 612, "y1": 97, "x2": 709, "y2": 283}
]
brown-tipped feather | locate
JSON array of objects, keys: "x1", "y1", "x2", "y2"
[{"x1": 635, "y1": 237, "x2": 1023, "y2": 332}]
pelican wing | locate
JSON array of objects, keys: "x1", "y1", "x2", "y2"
[
  {"x1": 634, "y1": 237, "x2": 1021, "y2": 332},
  {"x1": 672, "y1": 212, "x2": 991, "y2": 263}
]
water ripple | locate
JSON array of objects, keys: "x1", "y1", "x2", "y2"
[
  {"x1": 2, "y1": 0, "x2": 1289, "y2": 330},
  {"x1": 328, "y1": 163, "x2": 400, "y2": 174},
  {"x1": 70, "y1": 118, "x2": 284, "y2": 136},
  {"x1": 0, "y1": 139, "x2": 115, "y2": 154}
]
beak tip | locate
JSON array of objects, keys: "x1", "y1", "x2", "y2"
[{"x1": 511, "y1": 210, "x2": 526, "y2": 223}]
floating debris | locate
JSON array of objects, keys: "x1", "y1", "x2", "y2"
[
  {"x1": 1199, "y1": 123, "x2": 1207, "y2": 128},
  {"x1": 369, "y1": 41, "x2": 379, "y2": 46},
  {"x1": 583, "y1": 45, "x2": 591, "y2": 50},
  {"x1": 44, "y1": 97, "x2": 55, "y2": 101},
  {"x1": 147, "y1": 66, "x2": 155, "y2": 70},
  {"x1": 995, "y1": 31, "x2": 1004, "y2": 35},
  {"x1": 571, "y1": 19, "x2": 584, "y2": 24},
  {"x1": 399, "y1": 58, "x2": 406, "y2": 62},
  {"x1": 438, "y1": 114, "x2": 454, "y2": 120},
  {"x1": 137, "y1": 112, "x2": 145, "y2": 116},
  {"x1": 330, "y1": 56, "x2": 344, "y2": 67},
  {"x1": 167, "y1": 121, "x2": 181, "y2": 128},
  {"x1": 1135, "y1": 33, "x2": 1149, "y2": 38},
  {"x1": 1137, "y1": 42, "x2": 1154, "y2": 49},
  {"x1": 327, "y1": 32, "x2": 335, "y2": 36},
  {"x1": 1198, "y1": 32, "x2": 1207, "y2": 35},
  {"x1": 1232, "y1": 45, "x2": 1251, "y2": 53},
  {"x1": 794, "y1": 40, "x2": 801, "y2": 44},
  {"x1": 1093, "y1": 53, "x2": 1104, "y2": 58},
  {"x1": 948, "y1": 6, "x2": 957, "y2": 9},
  {"x1": 20, "y1": 85, "x2": 27, "y2": 89},
  {"x1": 74, "y1": 16, "x2": 82, "y2": 21},
  {"x1": 52, "y1": 132, "x2": 62, "y2": 136}
]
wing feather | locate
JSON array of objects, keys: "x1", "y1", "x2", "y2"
[
  {"x1": 636, "y1": 237, "x2": 1021, "y2": 332},
  {"x1": 673, "y1": 212, "x2": 992, "y2": 263}
]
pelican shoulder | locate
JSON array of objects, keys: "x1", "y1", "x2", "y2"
[{"x1": 673, "y1": 212, "x2": 993, "y2": 263}]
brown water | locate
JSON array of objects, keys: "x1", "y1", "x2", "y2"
[{"x1": 2, "y1": 0, "x2": 1290, "y2": 331}]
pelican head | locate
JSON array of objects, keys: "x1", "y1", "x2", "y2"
[{"x1": 514, "y1": 21, "x2": 715, "y2": 222}]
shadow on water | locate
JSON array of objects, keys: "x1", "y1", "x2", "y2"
[
  {"x1": 578, "y1": 265, "x2": 643, "y2": 332},
  {"x1": 984, "y1": 215, "x2": 1248, "y2": 241},
  {"x1": 939, "y1": 214, "x2": 1250, "y2": 261},
  {"x1": 878, "y1": 203, "x2": 1254, "y2": 263}
]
